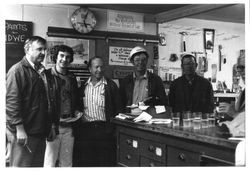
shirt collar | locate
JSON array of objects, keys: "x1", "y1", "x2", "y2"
[
  {"x1": 133, "y1": 71, "x2": 148, "y2": 79},
  {"x1": 85, "y1": 76, "x2": 107, "y2": 86},
  {"x1": 25, "y1": 57, "x2": 35, "y2": 69},
  {"x1": 25, "y1": 57, "x2": 45, "y2": 73}
]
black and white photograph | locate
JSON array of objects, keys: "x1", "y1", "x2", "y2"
[{"x1": 1, "y1": 0, "x2": 249, "y2": 172}]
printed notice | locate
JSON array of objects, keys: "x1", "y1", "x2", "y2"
[
  {"x1": 107, "y1": 10, "x2": 144, "y2": 32},
  {"x1": 109, "y1": 46, "x2": 133, "y2": 66}
]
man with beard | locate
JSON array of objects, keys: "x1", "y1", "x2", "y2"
[
  {"x1": 6, "y1": 36, "x2": 58, "y2": 167},
  {"x1": 168, "y1": 54, "x2": 214, "y2": 115}
]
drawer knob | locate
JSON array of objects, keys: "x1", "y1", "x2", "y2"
[
  {"x1": 126, "y1": 139, "x2": 132, "y2": 145},
  {"x1": 148, "y1": 145, "x2": 155, "y2": 152},
  {"x1": 178, "y1": 153, "x2": 186, "y2": 161},
  {"x1": 126, "y1": 154, "x2": 131, "y2": 160}
]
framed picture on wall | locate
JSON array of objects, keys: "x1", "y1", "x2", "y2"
[
  {"x1": 45, "y1": 37, "x2": 89, "y2": 68},
  {"x1": 203, "y1": 29, "x2": 215, "y2": 53}
]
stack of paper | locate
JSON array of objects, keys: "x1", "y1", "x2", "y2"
[
  {"x1": 148, "y1": 118, "x2": 172, "y2": 124},
  {"x1": 115, "y1": 113, "x2": 134, "y2": 120}
]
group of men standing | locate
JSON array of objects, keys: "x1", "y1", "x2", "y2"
[{"x1": 6, "y1": 35, "x2": 244, "y2": 167}]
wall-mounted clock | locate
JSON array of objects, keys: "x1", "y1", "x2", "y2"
[{"x1": 70, "y1": 7, "x2": 97, "y2": 33}]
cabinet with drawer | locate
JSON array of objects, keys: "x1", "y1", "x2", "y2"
[
  {"x1": 140, "y1": 139, "x2": 166, "y2": 164},
  {"x1": 113, "y1": 118, "x2": 240, "y2": 166},
  {"x1": 167, "y1": 146, "x2": 200, "y2": 166},
  {"x1": 140, "y1": 156, "x2": 165, "y2": 166},
  {"x1": 118, "y1": 133, "x2": 140, "y2": 166}
]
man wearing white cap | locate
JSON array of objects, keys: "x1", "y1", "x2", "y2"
[{"x1": 119, "y1": 46, "x2": 167, "y2": 112}]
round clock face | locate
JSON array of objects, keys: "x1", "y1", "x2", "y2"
[{"x1": 71, "y1": 8, "x2": 97, "y2": 33}]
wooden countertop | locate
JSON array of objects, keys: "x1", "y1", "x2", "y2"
[{"x1": 112, "y1": 118, "x2": 240, "y2": 150}]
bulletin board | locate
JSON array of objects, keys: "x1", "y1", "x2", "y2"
[
  {"x1": 95, "y1": 39, "x2": 157, "y2": 79},
  {"x1": 6, "y1": 20, "x2": 33, "y2": 72}
]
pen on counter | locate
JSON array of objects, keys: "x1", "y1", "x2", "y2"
[{"x1": 25, "y1": 144, "x2": 32, "y2": 153}]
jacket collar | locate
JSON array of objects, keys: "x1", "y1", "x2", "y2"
[
  {"x1": 51, "y1": 66, "x2": 69, "y2": 76},
  {"x1": 85, "y1": 76, "x2": 107, "y2": 86}
]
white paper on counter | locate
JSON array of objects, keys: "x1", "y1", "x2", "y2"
[
  {"x1": 133, "y1": 111, "x2": 152, "y2": 122},
  {"x1": 148, "y1": 118, "x2": 172, "y2": 124},
  {"x1": 155, "y1": 105, "x2": 166, "y2": 114},
  {"x1": 138, "y1": 105, "x2": 149, "y2": 110}
]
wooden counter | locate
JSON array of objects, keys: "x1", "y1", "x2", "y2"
[{"x1": 112, "y1": 118, "x2": 240, "y2": 166}]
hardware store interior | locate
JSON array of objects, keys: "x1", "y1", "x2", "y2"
[{"x1": 4, "y1": 3, "x2": 247, "y2": 167}]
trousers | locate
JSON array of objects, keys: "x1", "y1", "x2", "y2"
[
  {"x1": 7, "y1": 129, "x2": 46, "y2": 167},
  {"x1": 44, "y1": 126, "x2": 74, "y2": 167}
]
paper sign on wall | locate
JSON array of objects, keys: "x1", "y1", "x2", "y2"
[
  {"x1": 107, "y1": 10, "x2": 144, "y2": 32},
  {"x1": 109, "y1": 46, "x2": 133, "y2": 66}
]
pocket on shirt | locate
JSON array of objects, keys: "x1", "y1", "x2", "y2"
[{"x1": 97, "y1": 94, "x2": 105, "y2": 108}]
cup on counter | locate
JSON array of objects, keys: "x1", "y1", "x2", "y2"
[
  {"x1": 208, "y1": 113, "x2": 216, "y2": 127},
  {"x1": 201, "y1": 113, "x2": 209, "y2": 128},
  {"x1": 182, "y1": 111, "x2": 192, "y2": 128},
  {"x1": 193, "y1": 112, "x2": 202, "y2": 130},
  {"x1": 172, "y1": 112, "x2": 180, "y2": 127}
]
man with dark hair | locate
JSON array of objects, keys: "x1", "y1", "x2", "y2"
[
  {"x1": 119, "y1": 46, "x2": 167, "y2": 113},
  {"x1": 6, "y1": 36, "x2": 58, "y2": 167},
  {"x1": 73, "y1": 56, "x2": 121, "y2": 167},
  {"x1": 44, "y1": 45, "x2": 81, "y2": 167},
  {"x1": 169, "y1": 54, "x2": 214, "y2": 114}
]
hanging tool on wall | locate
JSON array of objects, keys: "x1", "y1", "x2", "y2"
[
  {"x1": 191, "y1": 51, "x2": 205, "y2": 75},
  {"x1": 218, "y1": 45, "x2": 222, "y2": 71},
  {"x1": 179, "y1": 31, "x2": 188, "y2": 53}
]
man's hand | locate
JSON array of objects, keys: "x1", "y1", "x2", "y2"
[
  {"x1": 218, "y1": 102, "x2": 236, "y2": 117},
  {"x1": 47, "y1": 126, "x2": 57, "y2": 141},
  {"x1": 16, "y1": 124, "x2": 28, "y2": 145}
]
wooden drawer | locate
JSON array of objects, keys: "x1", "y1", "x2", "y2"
[
  {"x1": 140, "y1": 156, "x2": 165, "y2": 167},
  {"x1": 167, "y1": 146, "x2": 200, "y2": 166},
  {"x1": 119, "y1": 149, "x2": 140, "y2": 166},
  {"x1": 119, "y1": 133, "x2": 140, "y2": 152},
  {"x1": 140, "y1": 139, "x2": 166, "y2": 163},
  {"x1": 118, "y1": 133, "x2": 140, "y2": 166},
  {"x1": 200, "y1": 155, "x2": 234, "y2": 166}
]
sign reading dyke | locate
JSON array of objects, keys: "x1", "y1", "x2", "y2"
[
  {"x1": 6, "y1": 20, "x2": 33, "y2": 45},
  {"x1": 107, "y1": 10, "x2": 144, "y2": 32},
  {"x1": 109, "y1": 46, "x2": 133, "y2": 66}
]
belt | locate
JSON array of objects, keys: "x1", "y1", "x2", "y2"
[
  {"x1": 82, "y1": 121, "x2": 107, "y2": 128},
  {"x1": 59, "y1": 122, "x2": 71, "y2": 127},
  {"x1": 61, "y1": 114, "x2": 71, "y2": 119}
]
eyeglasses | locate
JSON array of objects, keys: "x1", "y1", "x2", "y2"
[
  {"x1": 182, "y1": 62, "x2": 196, "y2": 66},
  {"x1": 134, "y1": 58, "x2": 147, "y2": 63}
]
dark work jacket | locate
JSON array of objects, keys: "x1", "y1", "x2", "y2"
[
  {"x1": 168, "y1": 74, "x2": 214, "y2": 113},
  {"x1": 6, "y1": 57, "x2": 58, "y2": 138},
  {"x1": 119, "y1": 71, "x2": 168, "y2": 112},
  {"x1": 73, "y1": 77, "x2": 122, "y2": 138},
  {"x1": 49, "y1": 66, "x2": 81, "y2": 120}
]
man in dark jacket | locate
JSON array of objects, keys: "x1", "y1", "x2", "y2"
[
  {"x1": 119, "y1": 46, "x2": 167, "y2": 113},
  {"x1": 168, "y1": 54, "x2": 214, "y2": 114},
  {"x1": 73, "y1": 56, "x2": 121, "y2": 167},
  {"x1": 6, "y1": 36, "x2": 59, "y2": 167},
  {"x1": 44, "y1": 45, "x2": 81, "y2": 167}
]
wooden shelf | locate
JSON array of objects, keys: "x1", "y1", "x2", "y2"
[{"x1": 47, "y1": 26, "x2": 159, "y2": 43}]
